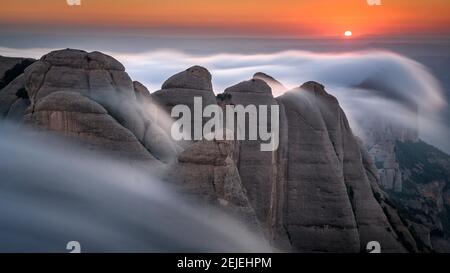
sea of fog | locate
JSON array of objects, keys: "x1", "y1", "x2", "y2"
[
  {"x1": 1, "y1": 34, "x2": 448, "y2": 153},
  {"x1": 0, "y1": 123, "x2": 272, "y2": 252},
  {"x1": 0, "y1": 33, "x2": 450, "y2": 252}
]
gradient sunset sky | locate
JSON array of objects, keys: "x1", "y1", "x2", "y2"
[{"x1": 1, "y1": 0, "x2": 449, "y2": 37}]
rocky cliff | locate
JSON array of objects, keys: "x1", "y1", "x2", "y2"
[
  {"x1": 275, "y1": 82, "x2": 417, "y2": 252},
  {"x1": 386, "y1": 140, "x2": 450, "y2": 252},
  {"x1": 354, "y1": 79, "x2": 450, "y2": 252},
  {"x1": 0, "y1": 48, "x2": 432, "y2": 252}
]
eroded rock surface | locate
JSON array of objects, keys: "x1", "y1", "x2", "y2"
[
  {"x1": 276, "y1": 81, "x2": 411, "y2": 252},
  {"x1": 222, "y1": 78, "x2": 288, "y2": 246},
  {"x1": 0, "y1": 51, "x2": 434, "y2": 253},
  {"x1": 167, "y1": 139, "x2": 263, "y2": 233},
  {"x1": 152, "y1": 66, "x2": 217, "y2": 142},
  {"x1": 1, "y1": 49, "x2": 179, "y2": 162}
]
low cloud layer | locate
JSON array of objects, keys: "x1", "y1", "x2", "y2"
[
  {"x1": 114, "y1": 49, "x2": 450, "y2": 153},
  {"x1": 0, "y1": 123, "x2": 271, "y2": 252},
  {"x1": 1, "y1": 47, "x2": 448, "y2": 152}
]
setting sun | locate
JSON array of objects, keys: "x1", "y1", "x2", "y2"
[{"x1": 344, "y1": 30, "x2": 353, "y2": 37}]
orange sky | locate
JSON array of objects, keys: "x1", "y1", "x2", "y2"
[{"x1": 1, "y1": 0, "x2": 449, "y2": 37}]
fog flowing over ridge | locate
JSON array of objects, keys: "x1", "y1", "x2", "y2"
[
  {"x1": 116, "y1": 49, "x2": 446, "y2": 153},
  {"x1": 0, "y1": 47, "x2": 448, "y2": 153},
  {"x1": 0, "y1": 123, "x2": 272, "y2": 253}
]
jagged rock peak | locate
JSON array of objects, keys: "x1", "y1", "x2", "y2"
[
  {"x1": 162, "y1": 65, "x2": 213, "y2": 91},
  {"x1": 225, "y1": 78, "x2": 272, "y2": 95},
  {"x1": 40, "y1": 49, "x2": 125, "y2": 71},
  {"x1": 253, "y1": 72, "x2": 279, "y2": 82},
  {"x1": 133, "y1": 81, "x2": 151, "y2": 100},
  {"x1": 253, "y1": 72, "x2": 287, "y2": 94},
  {"x1": 300, "y1": 81, "x2": 332, "y2": 96}
]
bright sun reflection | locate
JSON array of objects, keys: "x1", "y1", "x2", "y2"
[{"x1": 344, "y1": 30, "x2": 353, "y2": 37}]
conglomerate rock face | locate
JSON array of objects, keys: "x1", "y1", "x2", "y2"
[
  {"x1": 354, "y1": 78, "x2": 450, "y2": 252},
  {"x1": 166, "y1": 139, "x2": 264, "y2": 233},
  {"x1": 223, "y1": 78, "x2": 288, "y2": 245},
  {"x1": 0, "y1": 49, "x2": 180, "y2": 162},
  {"x1": 0, "y1": 49, "x2": 430, "y2": 252},
  {"x1": 150, "y1": 66, "x2": 221, "y2": 156},
  {"x1": 275, "y1": 81, "x2": 415, "y2": 252}
]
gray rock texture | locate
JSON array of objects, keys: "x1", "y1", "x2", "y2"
[
  {"x1": 253, "y1": 72, "x2": 287, "y2": 95},
  {"x1": 276, "y1": 81, "x2": 411, "y2": 252},
  {"x1": 354, "y1": 83, "x2": 450, "y2": 252},
  {"x1": 166, "y1": 139, "x2": 263, "y2": 233},
  {"x1": 223, "y1": 78, "x2": 288, "y2": 246},
  {"x1": 1, "y1": 49, "x2": 176, "y2": 162},
  {"x1": 153, "y1": 65, "x2": 216, "y2": 110},
  {"x1": 0, "y1": 51, "x2": 435, "y2": 253},
  {"x1": 152, "y1": 66, "x2": 217, "y2": 141}
]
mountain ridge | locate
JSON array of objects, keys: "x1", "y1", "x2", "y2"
[{"x1": 0, "y1": 48, "x2": 445, "y2": 252}]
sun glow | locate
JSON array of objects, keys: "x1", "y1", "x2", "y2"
[{"x1": 344, "y1": 30, "x2": 353, "y2": 37}]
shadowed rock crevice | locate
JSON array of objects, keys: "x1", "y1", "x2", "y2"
[
  {"x1": 223, "y1": 78, "x2": 287, "y2": 244},
  {"x1": 0, "y1": 57, "x2": 35, "y2": 120},
  {"x1": 0, "y1": 57, "x2": 35, "y2": 90}
]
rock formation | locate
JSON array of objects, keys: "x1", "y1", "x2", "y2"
[
  {"x1": 0, "y1": 49, "x2": 180, "y2": 163},
  {"x1": 389, "y1": 141, "x2": 450, "y2": 252},
  {"x1": 274, "y1": 81, "x2": 415, "y2": 252},
  {"x1": 353, "y1": 77, "x2": 419, "y2": 192},
  {"x1": 354, "y1": 77, "x2": 450, "y2": 252},
  {"x1": 166, "y1": 139, "x2": 263, "y2": 234},
  {"x1": 1, "y1": 49, "x2": 442, "y2": 252},
  {"x1": 253, "y1": 72, "x2": 287, "y2": 95},
  {"x1": 223, "y1": 78, "x2": 289, "y2": 246},
  {"x1": 152, "y1": 66, "x2": 217, "y2": 142}
]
